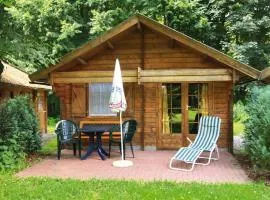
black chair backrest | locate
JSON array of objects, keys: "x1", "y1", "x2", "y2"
[
  {"x1": 55, "y1": 120, "x2": 78, "y2": 141},
  {"x1": 122, "y1": 120, "x2": 137, "y2": 142}
]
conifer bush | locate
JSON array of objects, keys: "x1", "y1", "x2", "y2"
[
  {"x1": 244, "y1": 86, "x2": 270, "y2": 171},
  {"x1": 0, "y1": 96, "x2": 41, "y2": 170}
]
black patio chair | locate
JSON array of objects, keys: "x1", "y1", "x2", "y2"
[
  {"x1": 55, "y1": 120, "x2": 81, "y2": 160},
  {"x1": 109, "y1": 119, "x2": 137, "y2": 160}
]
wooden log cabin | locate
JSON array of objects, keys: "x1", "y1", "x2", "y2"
[
  {"x1": 0, "y1": 61, "x2": 51, "y2": 133},
  {"x1": 30, "y1": 14, "x2": 261, "y2": 151}
]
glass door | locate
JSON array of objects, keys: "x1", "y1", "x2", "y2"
[
  {"x1": 158, "y1": 83, "x2": 184, "y2": 149},
  {"x1": 161, "y1": 83, "x2": 183, "y2": 135},
  {"x1": 158, "y1": 83, "x2": 209, "y2": 149},
  {"x1": 187, "y1": 83, "x2": 209, "y2": 138}
]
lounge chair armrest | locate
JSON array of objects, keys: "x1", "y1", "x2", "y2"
[
  {"x1": 187, "y1": 137, "x2": 193, "y2": 145},
  {"x1": 209, "y1": 141, "x2": 218, "y2": 150}
]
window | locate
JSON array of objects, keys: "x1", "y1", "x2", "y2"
[
  {"x1": 162, "y1": 84, "x2": 182, "y2": 134},
  {"x1": 88, "y1": 83, "x2": 116, "y2": 116}
]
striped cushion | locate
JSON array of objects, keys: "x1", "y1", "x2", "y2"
[
  {"x1": 174, "y1": 147, "x2": 202, "y2": 163},
  {"x1": 190, "y1": 116, "x2": 221, "y2": 151}
]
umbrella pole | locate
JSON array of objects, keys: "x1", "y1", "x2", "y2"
[
  {"x1": 112, "y1": 111, "x2": 133, "y2": 167},
  {"x1": 120, "y1": 111, "x2": 124, "y2": 161}
]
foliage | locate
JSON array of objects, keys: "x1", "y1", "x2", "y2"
[
  {"x1": 244, "y1": 85, "x2": 270, "y2": 171},
  {"x1": 224, "y1": 0, "x2": 270, "y2": 69},
  {"x1": 2, "y1": 0, "x2": 89, "y2": 72},
  {"x1": 233, "y1": 120, "x2": 245, "y2": 136},
  {"x1": 233, "y1": 101, "x2": 248, "y2": 136},
  {"x1": 162, "y1": 0, "x2": 212, "y2": 44},
  {"x1": 47, "y1": 92, "x2": 60, "y2": 117},
  {"x1": 0, "y1": 96, "x2": 41, "y2": 170},
  {"x1": 38, "y1": 136, "x2": 57, "y2": 155},
  {"x1": 233, "y1": 101, "x2": 248, "y2": 122},
  {"x1": 47, "y1": 116, "x2": 60, "y2": 134},
  {"x1": 0, "y1": 0, "x2": 269, "y2": 103},
  {"x1": 233, "y1": 81, "x2": 264, "y2": 103},
  {"x1": 0, "y1": 0, "x2": 216, "y2": 72},
  {"x1": 0, "y1": 175, "x2": 269, "y2": 200}
]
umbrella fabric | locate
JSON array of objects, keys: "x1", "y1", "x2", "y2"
[{"x1": 109, "y1": 59, "x2": 127, "y2": 112}]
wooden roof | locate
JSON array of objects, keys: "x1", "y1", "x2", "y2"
[
  {"x1": 30, "y1": 14, "x2": 260, "y2": 81},
  {"x1": 0, "y1": 61, "x2": 51, "y2": 90},
  {"x1": 260, "y1": 67, "x2": 270, "y2": 82}
]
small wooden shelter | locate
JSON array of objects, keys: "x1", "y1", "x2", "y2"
[
  {"x1": 0, "y1": 61, "x2": 51, "y2": 133},
  {"x1": 30, "y1": 14, "x2": 261, "y2": 151}
]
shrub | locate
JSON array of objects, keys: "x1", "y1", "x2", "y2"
[
  {"x1": 0, "y1": 96, "x2": 41, "y2": 170},
  {"x1": 244, "y1": 85, "x2": 270, "y2": 171},
  {"x1": 233, "y1": 101, "x2": 248, "y2": 122}
]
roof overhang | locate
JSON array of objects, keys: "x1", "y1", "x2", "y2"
[
  {"x1": 260, "y1": 67, "x2": 270, "y2": 83},
  {"x1": 0, "y1": 61, "x2": 51, "y2": 90}
]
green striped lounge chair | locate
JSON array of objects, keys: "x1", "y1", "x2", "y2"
[{"x1": 169, "y1": 116, "x2": 221, "y2": 171}]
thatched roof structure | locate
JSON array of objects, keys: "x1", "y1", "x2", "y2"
[{"x1": 0, "y1": 61, "x2": 51, "y2": 90}]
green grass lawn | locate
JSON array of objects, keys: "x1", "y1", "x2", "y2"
[
  {"x1": 1, "y1": 115, "x2": 269, "y2": 200},
  {"x1": 0, "y1": 174, "x2": 269, "y2": 200},
  {"x1": 39, "y1": 136, "x2": 57, "y2": 155}
]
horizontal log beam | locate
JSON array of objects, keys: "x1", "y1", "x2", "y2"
[
  {"x1": 51, "y1": 68, "x2": 232, "y2": 84},
  {"x1": 140, "y1": 75, "x2": 232, "y2": 82},
  {"x1": 53, "y1": 77, "x2": 137, "y2": 83},
  {"x1": 52, "y1": 70, "x2": 137, "y2": 78},
  {"x1": 140, "y1": 69, "x2": 231, "y2": 77}
]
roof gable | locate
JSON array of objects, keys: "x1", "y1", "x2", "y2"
[{"x1": 30, "y1": 14, "x2": 260, "y2": 81}]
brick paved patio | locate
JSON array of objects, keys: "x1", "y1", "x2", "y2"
[{"x1": 17, "y1": 150, "x2": 250, "y2": 183}]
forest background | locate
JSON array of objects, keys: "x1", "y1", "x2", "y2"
[{"x1": 0, "y1": 0, "x2": 269, "y2": 100}]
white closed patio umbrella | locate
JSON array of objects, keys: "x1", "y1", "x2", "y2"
[{"x1": 109, "y1": 58, "x2": 133, "y2": 167}]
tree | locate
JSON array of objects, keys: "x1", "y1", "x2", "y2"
[
  {"x1": 224, "y1": 0, "x2": 270, "y2": 70},
  {"x1": 0, "y1": 0, "x2": 269, "y2": 74},
  {"x1": 2, "y1": 0, "x2": 90, "y2": 72}
]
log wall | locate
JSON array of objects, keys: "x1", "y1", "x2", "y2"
[
  {"x1": 71, "y1": 28, "x2": 228, "y2": 72},
  {"x1": 53, "y1": 27, "x2": 233, "y2": 150}
]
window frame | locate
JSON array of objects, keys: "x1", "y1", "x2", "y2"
[
  {"x1": 188, "y1": 83, "x2": 209, "y2": 134},
  {"x1": 88, "y1": 83, "x2": 117, "y2": 117}
]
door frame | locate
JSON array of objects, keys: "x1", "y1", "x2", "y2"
[{"x1": 157, "y1": 82, "x2": 212, "y2": 149}]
